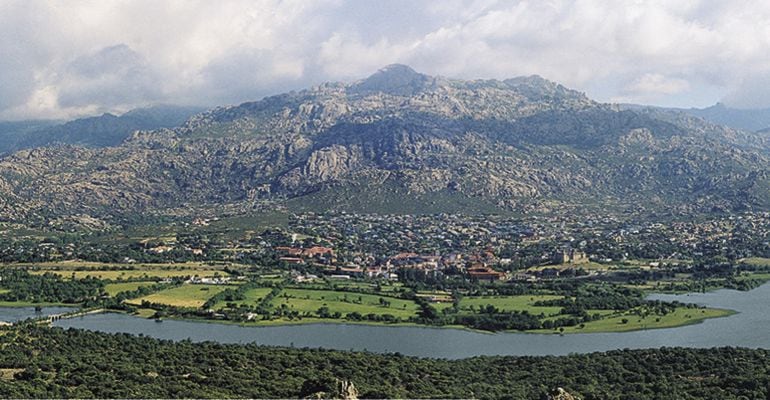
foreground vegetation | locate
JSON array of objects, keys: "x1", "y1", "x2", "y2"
[{"x1": 0, "y1": 325, "x2": 768, "y2": 399}]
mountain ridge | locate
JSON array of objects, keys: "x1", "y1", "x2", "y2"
[
  {"x1": 1, "y1": 66, "x2": 768, "y2": 221},
  {"x1": 0, "y1": 105, "x2": 204, "y2": 155}
]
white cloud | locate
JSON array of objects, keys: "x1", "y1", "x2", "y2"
[
  {"x1": 626, "y1": 73, "x2": 690, "y2": 96},
  {"x1": 4, "y1": 0, "x2": 770, "y2": 119}
]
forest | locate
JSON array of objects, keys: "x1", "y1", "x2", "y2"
[{"x1": 0, "y1": 325, "x2": 768, "y2": 399}]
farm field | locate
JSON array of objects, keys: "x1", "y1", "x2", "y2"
[
  {"x1": 736, "y1": 272, "x2": 770, "y2": 283},
  {"x1": 534, "y1": 307, "x2": 733, "y2": 333},
  {"x1": 127, "y1": 284, "x2": 234, "y2": 308},
  {"x1": 104, "y1": 282, "x2": 156, "y2": 296},
  {"x1": 739, "y1": 257, "x2": 770, "y2": 267},
  {"x1": 458, "y1": 295, "x2": 564, "y2": 316},
  {"x1": 30, "y1": 269, "x2": 222, "y2": 280},
  {"x1": 212, "y1": 287, "x2": 275, "y2": 309},
  {"x1": 4, "y1": 261, "x2": 244, "y2": 270},
  {"x1": 271, "y1": 289, "x2": 419, "y2": 319}
]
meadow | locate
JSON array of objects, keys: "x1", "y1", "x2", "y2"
[
  {"x1": 535, "y1": 307, "x2": 733, "y2": 333},
  {"x1": 104, "y1": 281, "x2": 156, "y2": 296},
  {"x1": 211, "y1": 287, "x2": 275, "y2": 309},
  {"x1": 128, "y1": 284, "x2": 234, "y2": 308},
  {"x1": 271, "y1": 289, "x2": 420, "y2": 319},
  {"x1": 30, "y1": 269, "x2": 221, "y2": 280},
  {"x1": 457, "y1": 294, "x2": 564, "y2": 316}
]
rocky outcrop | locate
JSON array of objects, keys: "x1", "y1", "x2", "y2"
[
  {"x1": 303, "y1": 379, "x2": 358, "y2": 400},
  {"x1": 545, "y1": 387, "x2": 580, "y2": 400},
  {"x1": 0, "y1": 65, "x2": 769, "y2": 219}
]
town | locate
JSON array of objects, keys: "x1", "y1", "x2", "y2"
[{"x1": 0, "y1": 210, "x2": 767, "y2": 333}]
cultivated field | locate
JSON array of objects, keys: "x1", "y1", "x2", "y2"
[
  {"x1": 536, "y1": 307, "x2": 733, "y2": 333},
  {"x1": 458, "y1": 295, "x2": 564, "y2": 316},
  {"x1": 212, "y1": 287, "x2": 275, "y2": 309},
  {"x1": 128, "y1": 284, "x2": 234, "y2": 308},
  {"x1": 30, "y1": 269, "x2": 221, "y2": 280},
  {"x1": 104, "y1": 281, "x2": 156, "y2": 296},
  {"x1": 271, "y1": 289, "x2": 420, "y2": 319}
]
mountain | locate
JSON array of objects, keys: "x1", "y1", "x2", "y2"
[
  {"x1": 626, "y1": 102, "x2": 770, "y2": 133},
  {"x1": 1, "y1": 65, "x2": 769, "y2": 221},
  {"x1": 0, "y1": 105, "x2": 204, "y2": 155},
  {"x1": 0, "y1": 120, "x2": 61, "y2": 153},
  {"x1": 683, "y1": 103, "x2": 770, "y2": 132}
]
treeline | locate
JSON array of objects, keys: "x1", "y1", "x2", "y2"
[
  {"x1": 535, "y1": 285, "x2": 644, "y2": 311},
  {"x1": 0, "y1": 270, "x2": 104, "y2": 303},
  {"x1": 1, "y1": 326, "x2": 769, "y2": 399}
]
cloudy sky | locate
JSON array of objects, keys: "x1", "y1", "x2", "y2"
[{"x1": 3, "y1": 0, "x2": 770, "y2": 120}]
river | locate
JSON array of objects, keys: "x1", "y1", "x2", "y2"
[{"x1": 41, "y1": 283, "x2": 770, "y2": 359}]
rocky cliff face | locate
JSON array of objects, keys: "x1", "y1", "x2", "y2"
[{"x1": 0, "y1": 65, "x2": 768, "y2": 220}]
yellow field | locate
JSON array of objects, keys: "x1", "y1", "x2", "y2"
[
  {"x1": 127, "y1": 284, "x2": 233, "y2": 308},
  {"x1": 30, "y1": 269, "x2": 221, "y2": 280},
  {"x1": 740, "y1": 257, "x2": 770, "y2": 267},
  {"x1": 2, "y1": 260, "x2": 248, "y2": 269},
  {"x1": 104, "y1": 281, "x2": 156, "y2": 296}
]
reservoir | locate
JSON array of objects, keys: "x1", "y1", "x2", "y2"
[
  {"x1": 0, "y1": 306, "x2": 75, "y2": 323},
  {"x1": 49, "y1": 283, "x2": 770, "y2": 359}
]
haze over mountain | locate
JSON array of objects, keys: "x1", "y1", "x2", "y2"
[
  {"x1": 680, "y1": 103, "x2": 770, "y2": 133},
  {"x1": 1, "y1": 65, "x2": 769, "y2": 222},
  {"x1": 0, "y1": 105, "x2": 203, "y2": 155},
  {"x1": 622, "y1": 102, "x2": 770, "y2": 133}
]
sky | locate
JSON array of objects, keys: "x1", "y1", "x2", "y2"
[{"x1": 3, "y1": 0, "x2": 770, "y2": 120}]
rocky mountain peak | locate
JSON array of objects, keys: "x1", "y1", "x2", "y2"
[
  {"x1": 350, "y1": 64, "x2": 432, "y2": 96},
  {"x1": 504, "y1": 75, "x2": 587, "y2": 103},
  {"x1": 1, "y1": 64, "x2": 769, "y2": 219}
]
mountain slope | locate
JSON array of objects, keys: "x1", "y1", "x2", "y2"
[
  {"x1": 0, "y1": 105, "x2": 204, "y2": 155},
  {"x1": 624, "y1": 102, "x2": 770, "y2": 133},
  {"x1": 683, "y1": 103, "x2": 770, "y2": 132},
  {"x1": 1, "y1": 65, "x2": 769, "y2": 220}
]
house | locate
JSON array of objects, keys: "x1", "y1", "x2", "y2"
[
  {"x1": 302, "y1": 246, "x2": 334, "y2": 258},
  {"x1": 466, "y1": 265, "x2": 506, "y2": 282},
  {"x1": 551, "y1": 248, "x2": 588, "y2": 265},
  {"x1": 275, "y1": 246, "x2": 303, "y2": 256},
  {"x1": 292, "y1": 274, "x2": 318, "y2": 283},
  {"x1": 538, "y1": 268, "x2": 561, "y2": 279},
  {"x1": 279, "y1": 257, "x2": 305, "y2": 265},
  {"x1": 512, "y1": 272, "x2": 537, "y2": 282},
  {"x1": 387, "y1": 253, "x2": 439, "y2": 270}
]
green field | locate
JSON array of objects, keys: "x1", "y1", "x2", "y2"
[
  {"x1": 735, "y1": 272, "x2": 770, "y2": 285},
  {"x1": 271, "y1": 289, "x2": 419, "y2": 319},
  {"x1": 739, "y1": 257, "x2": 770, "y2": 267},
  {"x1": 534, "y1": 307, "x2": 733, "y2": 333},
  {"x1": 31, "y1": 269, "x2": 221, "y2": 280},
  {"x1": 213, "y1": 287, "x2": 275, "y2": 309},
  {"x1": 6, "y1": 261, "x2": 241, "y2": 269},
  {"x1": 128, "y1": 284, "x2": 233, "y2": 308},
  {"x1": 458, "y1": 295, "x2": 564, "y2": 316},
  {"x1": 104, "y1": 281, "x2": 155, "y2": 296},
  {"x1": 0, "y1": 301, "x2": 71, "y2": 307}
]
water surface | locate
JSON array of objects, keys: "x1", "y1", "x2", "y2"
[
  {"x1": 0, "y1": 306, "x2": 75, "y2": 323},
  {"x1": 52, "y1": 283, "x2": 770, "y2": 359}
]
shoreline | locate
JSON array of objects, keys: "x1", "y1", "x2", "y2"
[{"x1": 114, "y1": 306, "x2": 736, "y2": 335}]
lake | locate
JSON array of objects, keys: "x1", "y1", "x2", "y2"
[
  {"x1": 50, "y1": 283, "x2": 770, "y2": 359},
  {"x1": 0, "y1": 306, "x2": 75, "y2": 323}
]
